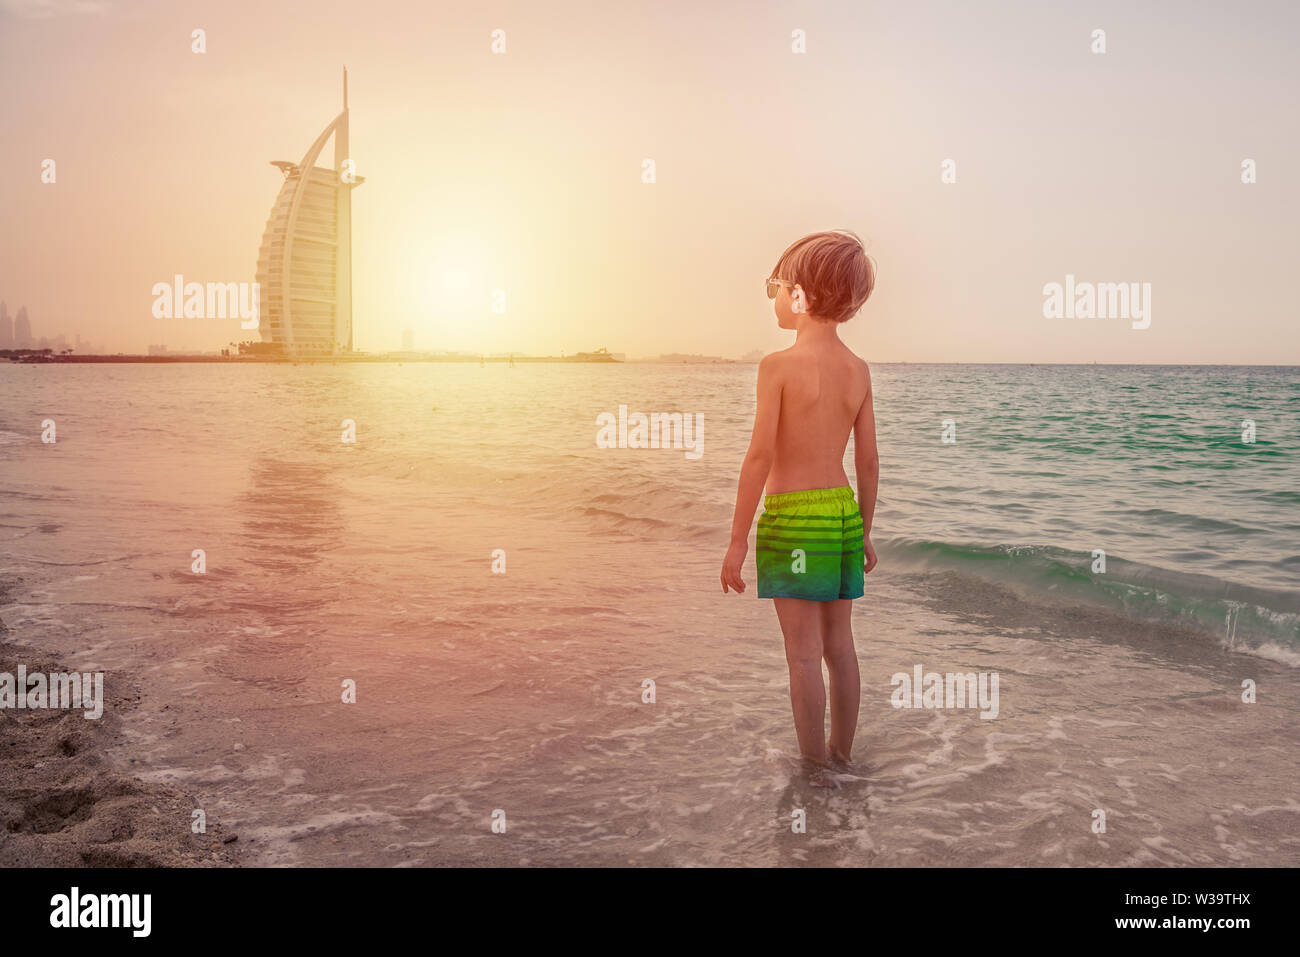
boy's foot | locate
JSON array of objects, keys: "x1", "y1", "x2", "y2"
[
  {"x1": 799, "y1": 754, "x2": 842, "y2": 789},
  {"x1": 825, "y1": 740, "x2": 852, "y2": 769},
  {"x1": 809, "y1": 766, "x2": 841, "y2": 789}
]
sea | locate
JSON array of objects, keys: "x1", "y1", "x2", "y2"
[{"x1": 2, "y1": 361, "x2": 1297, "y2": 866}]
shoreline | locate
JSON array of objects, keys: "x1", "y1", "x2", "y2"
[
  {"x1": 1, "y1": 354, "x2": 630, "y2": 364},
  {"x1": 4, "y1": 563, "x2": 1297, "y2": 867},
  {"x1": 0, "y1": 580, "x2": 240, "y2": 868},
  {"x1": 4, "y1": 356, "x2": 1298, "y2": 367}
]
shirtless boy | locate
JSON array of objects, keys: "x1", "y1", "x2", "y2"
[{"x1": 720, "y1": 229, "x2": 879, "y2": 786}]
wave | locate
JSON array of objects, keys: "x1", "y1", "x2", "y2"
[{"x1": 883, "y1": 538, "x2": 1300, "y2": 665}]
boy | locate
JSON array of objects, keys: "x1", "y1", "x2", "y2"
[{"x1": 720, "y1": 229, "x2": 878, "y2": 788}]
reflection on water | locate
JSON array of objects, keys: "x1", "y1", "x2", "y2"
[
  {"x1": 1, "y1": 364, "x2": 1298, "y2": 866},
  {"x1": 242, "y1": 458, "x2": 345, "y2": 576}
]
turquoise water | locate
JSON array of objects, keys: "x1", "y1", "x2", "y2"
[{"x1": 868, "y1": 364, "x2": 1300, "y2": 662}]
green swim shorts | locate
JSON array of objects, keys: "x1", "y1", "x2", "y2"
[{"x1": 756, "y1": 486, "x2": 865, "y2": 601}]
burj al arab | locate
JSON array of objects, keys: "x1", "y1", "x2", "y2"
[{"x1": 254, "y1": 70, "x2": 363, "y2": 356}]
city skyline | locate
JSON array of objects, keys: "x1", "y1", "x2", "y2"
[{"x1": 0, "y1": 299, "x2": 102, "y2": 354}]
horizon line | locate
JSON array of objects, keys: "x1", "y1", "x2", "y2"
[{"x1": 3, "y1": 351, "x2": 1298, "y2": 369}]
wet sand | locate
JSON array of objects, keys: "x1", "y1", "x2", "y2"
[
  {"x1": 3, "y1": 564, "x2": 1296, "y2": 868},
  {"x1": 1, "y1": 581, "x2": 240, "y2": 867}
]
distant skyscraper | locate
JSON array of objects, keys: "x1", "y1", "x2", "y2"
[
  {"x1": 255, "y1": 69, "x2": 364, "y2": 356},
  {"x1": 14, "y1": 306, "x2": 32, "y2": 349},
  {"x1": 401, "y1": 329, "x2": 414, "y2": 352},
  {"x1": 0, "y1": 302, "x2": 11, "y2": 349}
]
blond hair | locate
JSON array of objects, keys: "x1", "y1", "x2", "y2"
[{"x1": 770, "y1": 229, "x2": 875, "y2": 322}]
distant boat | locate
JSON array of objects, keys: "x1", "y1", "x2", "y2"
[{"x1": 571, "y1": 347, "x2": 622, "y2": 363}]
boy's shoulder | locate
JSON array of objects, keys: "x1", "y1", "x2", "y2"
[
  {"x1": 756, "y1": 346, "x2": 798, "y2": 381},
  {"x1": 759, "y1": 344, "x2": 870, "y2": 373},
  {"x1": 758, "y1": 345, "x2": 795, "y2": 365}
]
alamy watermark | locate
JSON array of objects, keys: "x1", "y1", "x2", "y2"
[
  {"x1": 49, "y1": 888, "x2": 150, "y2": 937},
  {"x1": 890, "y1": 664, "x2": 999, "y2": 719},
  {"x1": 1, "y1": 665, "x2": 103, "y2": 719},
  {"x1": 596, "y1": 405, "x2": 703, "y2": 459},
  {"x1": 1042, "y1": 274, "x2": 1150, "y2": 329},
  {"x1": 152, "y1": 274, "x2": 259, "y2": 329}
]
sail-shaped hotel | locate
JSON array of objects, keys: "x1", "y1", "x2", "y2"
[{"x1": 255, "y1": 71, "x2": 363, "y2": 355}]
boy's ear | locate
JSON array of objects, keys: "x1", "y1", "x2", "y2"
[{"x1": 792, "y1": 285, "x2": 806, "y2": 314}]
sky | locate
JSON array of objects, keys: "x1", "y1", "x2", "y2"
[{"x1": 2, "y1": 0, "x2": 1298, "y2": 362}]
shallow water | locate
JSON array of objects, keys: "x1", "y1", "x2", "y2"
[{"x1": 1, "y1": 362, "x2": 1297, "y2": 865}]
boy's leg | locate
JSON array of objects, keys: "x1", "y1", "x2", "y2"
[
  {"x1": 773, "y1": 597, "x2": 826, "y2": 763},
  {"x1": 819, "y1": 599, "x2": 859, "y2": 763}
]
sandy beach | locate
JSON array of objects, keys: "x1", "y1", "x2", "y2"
[{"x1": 1, "y1": 581, "x2": 240, "y2": 867}]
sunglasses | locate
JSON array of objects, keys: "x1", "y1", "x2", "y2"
[{"x1": 766, "y1": 279, "x2": 795, "y2": 299}]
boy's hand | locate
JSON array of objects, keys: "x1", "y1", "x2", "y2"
[
  {"x1": 864, "y1": 536, "x2": 878, "y2": 575},
  {"x1": 720, "y1": 541, "x2": 747, "y2": 594}
]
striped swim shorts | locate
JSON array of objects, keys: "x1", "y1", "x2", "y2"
[{"x1": 756, "y1": 485, "x2": 865, "y2": 601}]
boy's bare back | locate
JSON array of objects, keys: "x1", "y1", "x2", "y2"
[
  {"x1": 722, "y1": 227, "x2": 879, "y2": 603},
  {"x1": 763, "y1": 339, "x2": 872, "y2": 496}
]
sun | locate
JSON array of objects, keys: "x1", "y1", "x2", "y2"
[
  {"x1": 438, "y1": 268, "x2": 471, "y2": 301},
  {"x1": 419, "y1": 243, "x2": 491, "y2": 317}
]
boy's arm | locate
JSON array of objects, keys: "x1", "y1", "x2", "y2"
[
  {"x1": 721, "y1": 356, "x2": 781, "y2": 592},
  {"x1": 853, "y1": 367, "x2": 880, "y2": 571}
]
